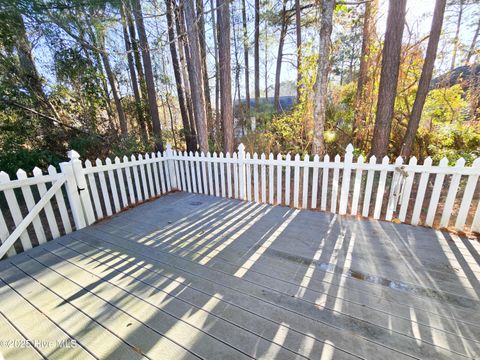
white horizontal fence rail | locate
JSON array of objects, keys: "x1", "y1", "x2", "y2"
[
  {"x1": 172, "y1": 144, "x2": 480, "y2": 234},
  {"x1": 1, "y1": 143, "x2": 479, "y2": 259}
]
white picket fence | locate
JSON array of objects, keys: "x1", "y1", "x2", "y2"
[{"x1": 1, "y1": 143, "x2": 479, "y2": 259}]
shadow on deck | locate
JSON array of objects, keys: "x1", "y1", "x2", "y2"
[{"x1": 0, "y1": 192, "x2": 479, "y2": 359}]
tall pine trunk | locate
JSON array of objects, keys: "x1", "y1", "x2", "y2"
[
  {"x1": 370, "y1": 0, "x2": 407, "y2": 158},
  {"x1": 241, "y1": 0, "x2": 250, "y2": 114},
  {"x1": 274, "y1": 0, "x2": 288, "y2": 112},
  {"x1": 295, "y1": 0, "x2": 302, "y2": 100},
  {"x1": 312, "y1": 0, "x2": 335, "y2": 156},
  {"x1": 400, "y1": 0, "x2": 446, "y2": 158},
  {"x1": 353, "y1": 0, "x2": 378, "y2": 148},
  {"x1": 120, "y1": 3, "x2": 147, "y2": 141},
  {"x1": 131, "y1": 0, "x2": 163, "y2": 151},
  {"x1": 217, "y1": 0, "x2": 234, "y2": 153},
  {"x1": 254, "y1": 0, "x2": 260, "y2": 110},
  {"x1": 465, "y1": 18, "x2": 480, "y2": 64},
  {"x1": 184, "y1": 0, "x2": 209, "y2": 152},
  {"x1": 165, "y1": 0, "x2": 195, "y2": 151},
  {"x1": 450, "y1": 0, "x2": 464, "y2": 71}
]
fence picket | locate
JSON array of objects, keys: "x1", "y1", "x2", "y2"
[
  {"x1": 16, "y1": 169, "x2": 46, "y2": 244},
  {"x1": 105, "y1": 158, "x2": 120, "y2": 212},
  {"x1": 138, "y1": 154, "x2": 150, "y2": 199},
  {"x1": 96, "y1": 159, "x2": 113, "y2": 216},
  {"x1": 411, "y1": 157, "x2": 432, "y2": 225},
  {"x1": 321, "y1": 154, "x2": 330, "y2": 211},
  {"x1": 472, "y1": 201, "x2": 480, "y2": 233},
  {"x1": 48, "y1": 166, "x2": 72, "y2": 233},
  {"x1": 207, "y1": 152, "x2": 214, "y2": 195},
  {"x1": 331, "y1": 155, "x2": 341, "y2": 213},
  {"x1": 362, "y1": 155, "x2": 376, "y2": 217},
  {"x1": 302, "y1": 155, "x2": 310, "y2": 209},
  {"x1": 131, "y1": 155, "x2": 143, "y2": 202},
  {"x1": 261, "y1": 153, "x2": 267, "y2": 203},
  {"x1": 201, "y1": 152, "x2": 208, "y2": 196},
  {"x1": 373, "y1": 156, "x2": 389, "y2": 220},
  {"x1": 276, "y1": 153, "x2": 283, "y2": 205},
  {"x1": 157, "y1": 152, "x2": 166, "y2": 194},
  {"x1": 455, "y1": 157, "x2": 480, "y2": 230},
  {"x1": 151, "y1": 153, "x2": 161, "y2": 196},
  {"x1": 238, "y1": 144, "x2": 246, "y2": 200},
  {"x1": 269, "y1": 153, "x2": 275, "y2": 204},
  {"x1": 285, "y1": 154, "x2": 291, "y2": 207},
  {"x1": 293, "y1": 154, "x2": 300, "y2": 208},
  {"x1": 386, "y1": 157, "x2": 404, "y2": 221},
  {"x1": 195, "y1": 152, "x2": 203, "y2": 194},
  {"x1": 311, "y1": 155, "x2": 320, "y2": 209},
  {"x1": 246, "y1": 153, "x2": 252, "y2": 202},
  {"x1": 33, "y1": 167, "x2": 60, "y2": 239},
  {"x1": 178, "y1": 153, "x2": 187, "y2": 191},
  {"x1": 440, "y1": 158, "x2": 466, "y2": 228},
  {"x1": 115, "y1": 157, "x2": 128, "y2": 207},
  {"x1": 339, "y1": 144, "x2": 354, "y2": 215},
  {"x1": 226, "y1": 153, "x2": 232, "y2": 198},
  {"x1": 398, "y1": 157, "x2": 417, "y2": 222},
  {"x1": 85, "y1": 160, "x2": 104, "y2": 218},
  {"x1": 162, "y1": 151, "x2": 171, "y2": 192},
  {"x1": 213, "y1": 152, "x2": 221, "y2": 197},
  {"x1": 189, "y1": 152, "x2": 197, "y2": 193},
  {"x1": 351, "y1": 155, "x2": 364, "y2": 215},
  {"x1": 425, "y1": 157, "x2": 448, "y2": 227},
  {"x1": 233, "y1": 153, "x2": 239, "y2": 199},
  {"x1": 0, "y1": 172, "x2": 32, "y2": 251},
  {"x1": 145, "y1": 153, "x2": 155, "y2": 197},
  {"x1": 123, "y1": 156, "x2": 136, "y2": 204},
  {"x1": 253, "y1": 153, "x2": 259, "y2": 202}
]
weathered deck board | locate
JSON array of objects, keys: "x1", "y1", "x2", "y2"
[{"x1": 0, "y1": 192, "x2": 479, "y2": 359}]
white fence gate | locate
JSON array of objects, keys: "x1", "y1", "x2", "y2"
[{"x1": 1, "y1": 144, "x2": 479, "y2": 259}]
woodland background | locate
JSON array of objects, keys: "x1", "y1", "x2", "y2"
[{"x1": 0, "y1": 0, "x2": 479, "y2": 176}]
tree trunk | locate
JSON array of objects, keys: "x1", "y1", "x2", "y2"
[
  {"x1": 400, "y1": 0, "x2": 446, "y2": 158},
  {"x1": 353, "y1": 0, "x2": 378, "y2": 147},
  {"x1": 465, "y1": 18, "x2": 480, "y2": 64},
  {"x1": 184, "y1": 0, "x2": 209, "y2": 153},
  {"x1": 450, "y1": 0, "x2": 464, "y2": 71},
  {"x1": 274, "y1": 0, "x2": 288, "y2": 112},
  {"x1": 217, "y1": 0, "x2": 234, "y2": 153},
  {"x1": 196, "y1": 0, "x2": 213, "y2": 129},
  {"x1": 241, "y1": 0, "x2": 250, "y2": 114},
  {"x1": 210, "y1": 0, "x2": 221, "y2": 145},
  {"x1": 175, "y1": 3, "x2": 198, "y2": 148},
  {"x1": 131, "y1": 0, "x2": 163, "y2": 151},
  {"x1": 254, "y1": 0, "x2": 260, "y2": 110},
  {"x1": 120, "y1": 3, "x2": 147, "y2": 141},
  {"x1": 295, "y1": 0, "x2": 302, "y2": 100},
  {"x1": 312, "y1": 0, "x2": 335, "y2": 156},
  {"x1": 370, "y1": 0, "x2": 407, "y2": 158},
  {"x1": 166, "y1": 0, "x2": 195, "y2": 151}
]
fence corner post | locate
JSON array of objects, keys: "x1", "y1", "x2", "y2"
[
  {"x1": 166, "y1": 144, "x2": 177, "y2": 190},
  {"x1": 238, "y1": 143, "x2": 246, "y2": 200},
  {"x1": 68, "y1": 150, "x2": 95, "y2": 225},
  {"x1": 59, "y1": 159, "x2": 86, "y2": 230}
]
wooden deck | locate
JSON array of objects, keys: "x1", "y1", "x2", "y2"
[{"x1": 0, "y1": 192, "x2": 479, "y2": 359}]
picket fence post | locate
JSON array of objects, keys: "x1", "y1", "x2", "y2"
[
  {"x1": 68, "y1": 150, "x2": 95, "y2": 226},
  {"x1": 238, "y1": 144, "x2": 246, "y2": 200},
  {"x1": 166, "y1": 144, "x2": 178, "y2": 190},
  {"x1": 59, "y1": 160, "x2": 86, "y2": 230}
]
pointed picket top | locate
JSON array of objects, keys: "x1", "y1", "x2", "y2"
[
  {"x1": 408, "y1": 156, "x2": 417, "y2": 165},
  {"x1": 213, "y1": 152, "x2": 218, "y2": 158},
  {"x1": 382, "y1": 155, "x2": 389, "y2": 164},
  {"x1": 324, "y1": 154, "x2": 330, "y2": 162},
  {"x1": 16, "y1": 169, "x2": 27, "y2": 179},
  {"x1": 150, "y1": 152, "x2": 156, "y2": 159},
  {"x1": 246, "y1": 152, "x2": 251, "y2": 160},
  {"x1": 233, "y1": 152, "x2": 238, "y2": 159},
  {"x1": 114, "y1": 156, "x2": 121, "y2": 164},
  {"x1": 269, "y1": 153, "x2": 274, "y2": 160},
  {"x1": 67, "y1": 149, "x2": 80, "y2": 160},
  {"x1": 277, "y1": 153, "x2": 282, "y2": 161},
  {"x1": 423, "y1": 156, "x2": 433, "y2": 166},
  {"x1": 122, "y1": 155, "x2": 129, "y2": 163},
  {"x1": 286, "y1": 153, "x2": 291, "y2": 161},
  {"x1": 253, "y1": 152, "x2": 258, "y2": 159},
  {"x1": 145, "y1": 153, "x2": 150, "y2": 160},
  {"x1": 85, "y1": 159, "x2": 92, "y2": 167},
  {"x1": 357, "y1": 155, "x2": 365, "y2": 163},
  {"x1": 130, "y1": 154, "x2": 136, "y2": 162},
  {"x1": 48, "y1": 165, "x2": 57, "y2": 174},
  {"x1": 455, "y1": 157, "x2": 466, "y2": 167},
  {"x1": 225, "y1": 151, "x2": 230, "y2": 158},
  {"x1": 438, "y1": 157, "x2": 448, "y2": 166},
  {"x1": 207, "y1": 151, "x2": 211, "y2": 158},
  {"x1": 183, "y1": 151, "x2": 188, "y2": 156},
  {"x1": 334, "y1": 154, "x2": 341, "y2": 162},
  {"x1": 394, "y1": 156, "x2": 403, "y2": 166},
  {"x1": 96, "y1": 158, "x2": 103, "y2": 166},
  {"x1": 238, "y1": 143, "x2": 245, "y2": 151},
  {"x1": 0, "y1": 171, "x2": 10, "y2": 182},
  {"x1": 188, "y1": 151, "x2": 193, "y2": 157},
  {"x1": 157, "y1": 151, "x2": 162, "y2": 157},
  {"x1": 32, "y1": 167, "x2": 43, "y2": 176},
  {"x1": 304, "y1": 154, "x2": 310, "y2": 162},
  {"x1": 313, "y1": 154, "x2": 320, "y2": 162},
  {"x1": 105, "y1": 157, "x2": 112, "y2": 165},
  {"x1": 138, "y1": 154, "x2": 144, "y2": 161},
  {"x1": 369, "y1": 155, "x2": 376, "y2": 164},
  {"x1": 194, "y1": 151, "x2": 199, "y2": 157},
  {"x1": 472, "y1": 157, "x2": 480, "y2": 167},
  {"x1": 261, "y1": 153, "x2": 266, "y2": 160},
  {"x1": 200, "y1": 151, "x2": 205, "y2": 157},
  {"x1": 294, "y1": 154, "x2": 300, "y2": 161},
  {"x1": 345, "y1": 143, "x2": 354, "y2": 154},
  {"x1": 219, "y1": 152, "x2": 224, "y2": 158}
]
